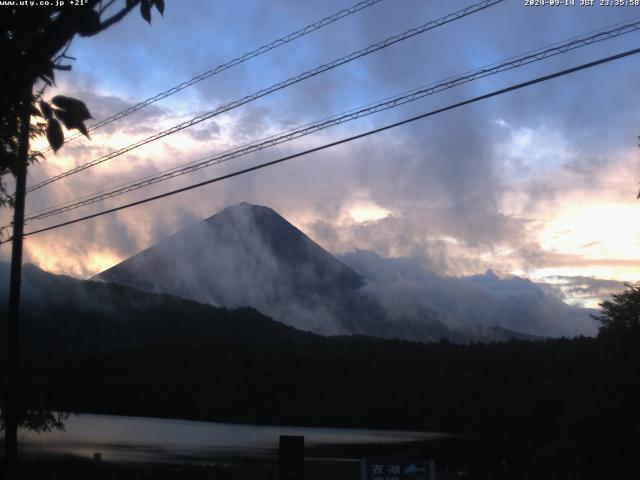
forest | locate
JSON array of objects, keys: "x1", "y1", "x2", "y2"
[{"x1": 1, "y1": 275, "x2": 639, "y2": 479}]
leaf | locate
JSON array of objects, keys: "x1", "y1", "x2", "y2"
[
  {"x1": 126, "y1": 0, "x2": 137, "y2": 8},
  {"x1": 54, "y1": 110, "x2": 91, "y2": 138},
  {"x1": 39, "y1": 100, "x2": 53, "y2": 120},
  {"x1": 30, "y1": 151, "x2": 45, "y2": 163},
  {"x1": 140, "y1": 0, "x2": 151, "y2": 24},
  {"x1": 47, "y1": 119, "x2": 64, "y2": 152},
  {"x1": 40, "y1": 61, "x2": 57, "y2": 86},
  {"x1": 42, "y1": 70, "x2": 55, "y2": 86},
  {"x1": 77, "y1": 121, "x2": 90, "y2": 139},
  {"x1": 77, "y1": 10, "x2": 101, "y2": 37},
  {"x1": 152, "y1": 0, "x2": 164, "y2": 15},
  {"x1": 50, "y1": 95, "x2": 92, "y2": 121}
]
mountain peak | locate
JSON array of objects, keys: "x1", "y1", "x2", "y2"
[
  {"x1": 206, "y1": 202, "x2": 281, "y2": 226},
  {"x1": 95, "y1": 203, "x2": 363, "y2": 335},
  {"x1": 218, "y1": 201, "x2": 267, "y2": 214}
]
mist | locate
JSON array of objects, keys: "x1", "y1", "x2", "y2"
[
  {"x1": 91, "y1": 202, "x2": 598, "y2": 341},
  {"x1": 340, "y1": 249, "x2": 597, "y2": 338}
]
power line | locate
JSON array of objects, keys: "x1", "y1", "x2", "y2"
[
  {"x1": 3, "y1": 46, "x2": 637, "y2": 246},
  {"x1": 22, "y1": 18, "x2": 640, "y2": 223},
  {"x1": 37, "y1": 0, "x2": 385, "y2": 154},
  {"x1": 26, "y1": 16, "x2": 640, "y2": 218},
  {"x1": 26, "y1": 0, "x2": 505, "y2": 193}
]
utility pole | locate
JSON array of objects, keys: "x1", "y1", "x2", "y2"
[{"x1": 4, "y1": 87, "x2": 31, "y2": 480}]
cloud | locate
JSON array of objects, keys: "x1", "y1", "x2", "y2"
[
  {"x1": 184, "y1": 121, "x2": 221, "y2": 142},
  {"x1": 340, "y1": 249, "x2": 597, "y2": 337},
  {"x1": 1, "y1": 0, "x2": 638, "y2": 319},
  {"x1": 545, "y1": 275, "x2": 629, "y2": 307}
]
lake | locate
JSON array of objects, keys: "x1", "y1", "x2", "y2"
[{"x1": 20, "y1": 413, "x2": 447, "y2": 465}]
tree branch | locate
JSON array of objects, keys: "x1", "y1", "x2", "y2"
[
  {"x1": 15, "y1": 1, "x2": 141, "y2": 88},
  {"x1": 99, "y1": 0, "x2": 118, "y2": 15},
  {"x1": 51, "y1": 39, "x2": 72, "y2": 64},
  {"x1": 92, "y1": 1, "x2": 141, "y2": 35}
]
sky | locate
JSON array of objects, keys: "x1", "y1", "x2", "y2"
[{"x1": 3, "y1": 0, "x2": 640, "y2": 309}]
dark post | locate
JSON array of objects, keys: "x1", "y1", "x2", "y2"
[
  {"x1": 94, "y1": 451, "x2": 103, "y2": 479},
  {"x1": 279, "y1": 435, "x2": 304, "y2": 480},
  {"x1": 4, "y1": 87, "x2": 31, "y2": 480}
]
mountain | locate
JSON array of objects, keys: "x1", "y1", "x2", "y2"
[
  {"x1": 0, "y1": 260, "x2": 527, "y2": 355},
  {"x1": 92, "y1": 203, "x2": 568, "y2": 342},
  {"x1": 94, "y1": 202, "x2": 365, "y2": 335},
  {"x1": 0, "y1": 261, "x2": 314, "y2": 354}
]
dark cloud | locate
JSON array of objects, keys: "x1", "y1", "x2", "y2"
[
  {"x1": 230, "y1": 105, "x2": 274, "y2": 140},
  {"x1": 184, "y1": 120, "x2": 221, "y2": 142}
]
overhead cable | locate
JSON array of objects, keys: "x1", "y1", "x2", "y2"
[
  {"x1": 2, "y1": 45, "x2": 637, "y2": 245},
  {"x1": 27, "y1": 0, "x2": 505, "y2": 192},
  {"x1": 23, "y1": 18, "x2": 640, "y2": 223},
  {"x1": 38, "y1": 0, "x2": 386, "y2": 153}
]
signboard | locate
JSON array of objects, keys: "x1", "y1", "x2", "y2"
[{"x1": 360, "y1": 459, "x2": 436, "y2": 480}]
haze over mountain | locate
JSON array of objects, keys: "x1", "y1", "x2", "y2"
[
  {"x1": 95, "y1": 202, "x2": 364, "y2": 335},
  {"x1": 0, "y1": 261, "x2": 311, "y2": 354},
  {"x1": 94, "y1": 203, "x2": 596, "y2": 340}
]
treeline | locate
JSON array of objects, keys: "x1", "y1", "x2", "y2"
[
  {"x1": 0, "y1": 269, "x2": 638, "y2": 478},
  {"x1": 15, "y1": 333, "x2": 640, "y2": 479}
]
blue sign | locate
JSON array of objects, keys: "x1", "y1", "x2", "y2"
[{"x1": 360, "y1": 459, "x2": 436, "y2": 480}]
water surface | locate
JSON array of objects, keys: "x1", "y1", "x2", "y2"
[{"x1": 22, "y1": 413, "x2": 445, "y2": 464}]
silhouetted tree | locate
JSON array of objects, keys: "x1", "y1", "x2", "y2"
[
  {"x1": 589, "y1": 285, "x2": 640, "y2": 478},
  {"x1": 0, "y1": 0, "x2": 165, "y2": 436},
  {"x1": 0, "y1": 0, "x2": 165, "y2": 207},
  {"x1": 592, "y1": 284, "x2": 640, "y2": 338}
]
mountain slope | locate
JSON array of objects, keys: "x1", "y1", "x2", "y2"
[
  {"x1": 92, "y1": 202, "x2": 593, "y2": 342},
  {"x1": 94, "y1": 202, "x2": 364, "y2": 335},
  {"x1": 0, "y1": 262, "x2": 314, "y2": 354}
]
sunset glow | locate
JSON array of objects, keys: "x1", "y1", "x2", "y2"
[
  {"x1": 0, "y1": 0, "x2": 637, "y2": 311},
  {"x1": 538, "y1": 202, "x2": 640, "y2": 263},
  {"x1": 348, "y1": 204, "x2": 391, "y2": 224}
]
